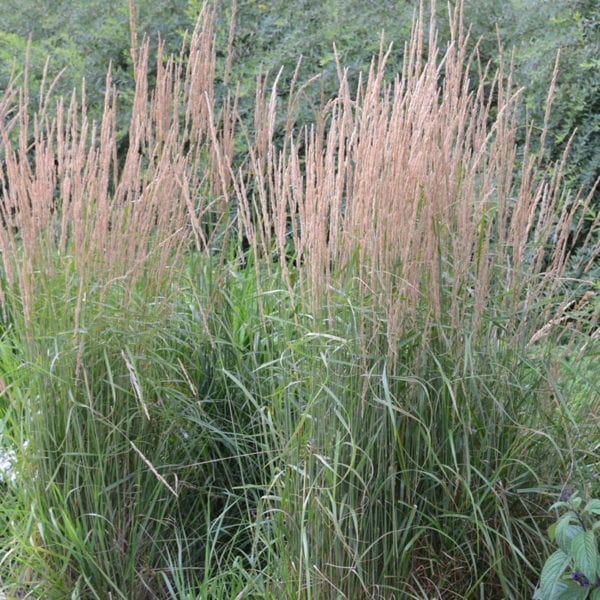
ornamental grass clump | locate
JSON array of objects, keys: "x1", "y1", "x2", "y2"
[
  {"x1": 0, "y1": 6, "x2": 266, "y2": 598},
  {"x1": 234, "y1": 2, "x2": 599, "y2": 598},
  {"x1": 0, "y1": 0, "x2": 598, "y2": 598}
]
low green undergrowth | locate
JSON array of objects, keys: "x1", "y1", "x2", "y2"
[{"x1": 0, "y1": 256, "x2": 597, "y2": 598}]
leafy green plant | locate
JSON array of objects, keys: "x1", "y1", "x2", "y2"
[{"x1": 534, "y1": 492, "x2": 600, "y2": 600}]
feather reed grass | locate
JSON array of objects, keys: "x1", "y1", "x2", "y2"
[{"x1": 0, "y1": 1, "x2": 597, "y2": 598}]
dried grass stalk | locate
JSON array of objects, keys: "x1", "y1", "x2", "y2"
[
  {"x1": 0, "y1": 3, "x2": 225, "y2": 334},
  {"x1": 236, "y1": 1, "x2": 598, "y2": 357}
]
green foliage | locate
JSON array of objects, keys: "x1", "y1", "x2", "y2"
[
  {"x1": 209, "y1": 0, "x2": 416, "y2": 140},
  {"x1": 512, "y1": 0, "x2": 599, "y2": 194},
  {"x1": 459, "y1": 0, "x2": 600, "y2": 214},
  {"x1": 534, "y1": 493, "x2": 600, "y2": 600},
  {"x1": 252, "y1": 303, "x2": 571, "y2": 597},
  {"x1": 0, "y1": 0, "x2": 194, "y2": 137},
  {"x1": 0, "y1": 274, "x2": 269, "y2": 598}
]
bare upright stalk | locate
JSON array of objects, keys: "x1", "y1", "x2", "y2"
[{"x1": 0, "y1": 3, "x2": 221, "y2": 336}]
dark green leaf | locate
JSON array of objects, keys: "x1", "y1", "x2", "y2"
[
  {"x1": 539, "y1": 550, "x2": 572, "y2": 600},
  {"x1": 571, "y1": 530, "x2": 599, "y2": 582}
]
